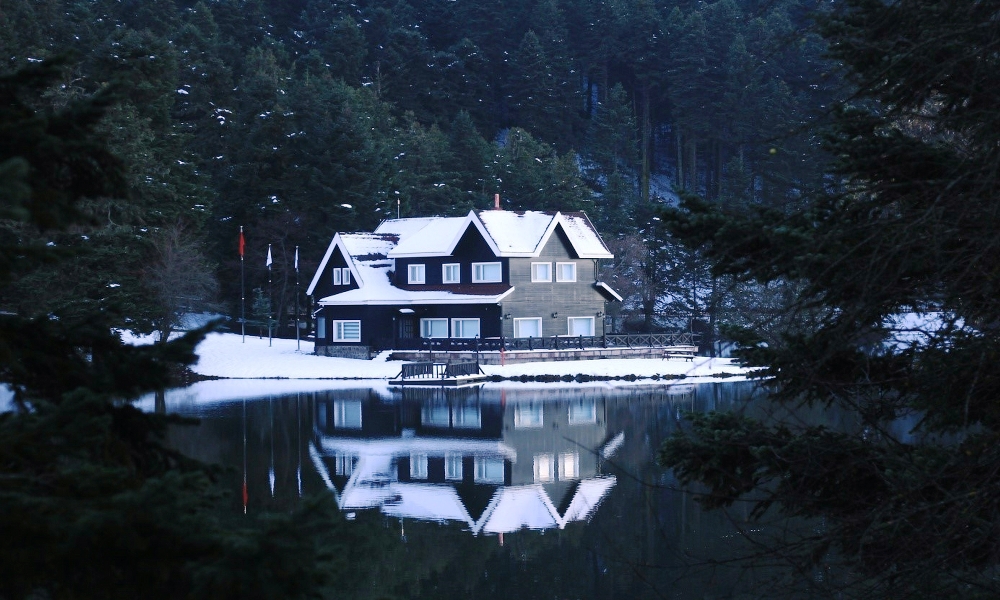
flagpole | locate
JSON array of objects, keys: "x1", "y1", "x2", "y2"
[
  {"x1": 240, "y1": 226, "x2": 246, "y2": 343},
  {"x1": 267, "y1": 243, "x2": 273, "y2": 347},
  {"x1": 295, "y1": 245, "x2": 300, "y2": 352}
]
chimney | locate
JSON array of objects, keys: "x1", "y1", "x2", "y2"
[{"x1": 494, "y1": 193, "x2": 500, "y2": 210}]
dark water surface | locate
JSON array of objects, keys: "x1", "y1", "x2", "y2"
[{"x1": 155, "y1": 380, "x2": 833, "y2": 599}]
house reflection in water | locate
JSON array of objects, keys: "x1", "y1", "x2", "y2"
[{"x1": 309, "y1": 386, "x2": 618, "y2": 535}]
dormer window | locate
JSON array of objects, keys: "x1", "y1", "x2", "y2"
[
  {"x1": 408, "y1": 263, "x2": 426, "y2": 284},
  {"x1": 472, "y1": 262, "x2": 501, "y2": 283},
  {"x1": 443, "y1": 263, "x2": 460, "y2": 284}
]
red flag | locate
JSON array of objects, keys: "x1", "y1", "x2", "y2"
[{"x1": 238, "y1": 228, "x2": 245, "y2": 257}]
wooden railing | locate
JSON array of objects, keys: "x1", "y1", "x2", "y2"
[
  {"x1": 399, "y1": 360, "x2": 481, "y2": 381},
  {"x1": 382, "y1": 331, "x2": 698, "y2": 353}
]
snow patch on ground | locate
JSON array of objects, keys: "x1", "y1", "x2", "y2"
[{"x1": 124, "y1": 331, "x2": 755, "y2": 381}]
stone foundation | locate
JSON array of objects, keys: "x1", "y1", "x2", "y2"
[{"x1": 315, "y1": 344, "x2": 371, "y2": 359}]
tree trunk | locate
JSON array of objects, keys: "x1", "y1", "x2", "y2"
[{"x1": 640, "y1": 85, "x2": 651, "y2": 203}]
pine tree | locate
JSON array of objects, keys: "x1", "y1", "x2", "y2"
[{"x1": 659, "y1": 1, "x2": 1000, "y2": 596}]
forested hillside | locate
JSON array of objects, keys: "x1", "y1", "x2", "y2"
[{"x1": 0, "y1": 0, "x2": 838, "y2": 335}]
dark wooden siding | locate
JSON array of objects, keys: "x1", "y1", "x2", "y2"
[
  {"x1": 316, "y1": 303, "x2": 502, "y2": 349},
  {"x1": 311, "y1": 246, "x2": 359, "y2": 300},
  {"x1": 500, "y1": 226, "x2": 606, "y2": 337},
  {"x1": 393, "y1": 224, "x2": 506, "y2": 286}
]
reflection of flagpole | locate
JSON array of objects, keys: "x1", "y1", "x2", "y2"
[
  {"x1": 295, "y1": 246, "x2": 300, "y2": 352},
  {"x1": 242, "y1": 399, "x2": 248, "y2": 514},
  {"x1": 269, "y1": 397, "x2": 275, "y2": 497},
  {"x1": 296, "y1": 392, "x2": 302, "y2": 497},
  {"x1": 239, "y1": 227, "x2": 246, "y2": 343}
]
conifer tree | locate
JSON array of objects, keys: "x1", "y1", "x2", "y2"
[{"x1": 659, "y1": 1, "x2": 1000, "y2": 595}]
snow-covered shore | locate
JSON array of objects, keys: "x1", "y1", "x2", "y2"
[{"x1": 161, "y1": 332, "x2": 755, "y2": 381}]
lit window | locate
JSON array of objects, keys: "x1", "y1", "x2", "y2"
[
  {"x1": 559, "y1": 452, "x2": 580, "y2": 480},
  {"x1": 408, "y1": 263, "x2": 425, "y2": 284},
  {"x1": 333, "y1": 400, "x2": 362, "y2": 429},
  {"x1": 514, "y1": 318, "x2": 542, "y2": 338},
  {"x1": 556, "y1": 262, "x2": 577, "y2": 282},
  {"x1": 567, "y1": 316, "x2": 595, "y2": 336},
  {"x1": 443, "y1": 263, "x2": 460, "y2": 283},
  {"x1": 531, "y1": 262, "x2": 552, "y2": 282},
  {"x1": 445, "y1": 453, "x2": 463, "y2": 480},
  {"x1": 333, "y1": 268, "x2": 342, "y2": 285},
  {"x1": 514, "y1": 402, "x2": 543, "y2": 428},
  {"x1": 474, "y1": 457, "x2": 505, "y2": 483},
  {"x1": 420, "y1": 318, "x2": 448, "y2": 338},
  {"x1": 451, "y1": 318, "x2": 480, "y2": 338},
  {"x1": 341, "y1": 268, "x2": 351, "y2": 284},
  {"x1": 332, "y1": 320, "x2": 361, "y2": 342},
  {"x1": 534, "y1": 454, "x2": 555, "y2": 482},
  {"x1": 472, "y1": 262, "x2": 502, "y2": 283},
  {"x1": 568, "y1": 398, "x2": 597, "y2": 424},
  {"x1": 410, "y1": 453, "x2": 428, "y2": 479}
]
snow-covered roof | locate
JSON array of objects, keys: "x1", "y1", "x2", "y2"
[
  {"x1": 476, "y1": 210, "x2": 613, "y2": 258},
  {"x1": 384, "y1": 215, "x2": 484, "y2": 258},
  {"x1": 308, "y1": 209, "x2": 612, "y2": 304}
]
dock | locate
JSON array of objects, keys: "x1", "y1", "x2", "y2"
[{"x1": 389, "y1": 360, "x2": 488, "y2": 387}]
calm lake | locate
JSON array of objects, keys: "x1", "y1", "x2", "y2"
[{"x1": 147, "y1": 379, "x2": 835, "y2": 599}]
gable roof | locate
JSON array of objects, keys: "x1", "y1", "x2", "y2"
[
  {"x1": 476, "y1": 210, "x2": 613, "y2": 258},
  {"x1": 305, "y1": 232, "x2": 397, "y2": 296}
]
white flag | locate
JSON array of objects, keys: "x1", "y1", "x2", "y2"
[
  {"x1": 294, "y1": 246, "x2": 299, "y2": 272},
  {"x1": 266, "y1": 244, "x2": 272, "y2": 269}
]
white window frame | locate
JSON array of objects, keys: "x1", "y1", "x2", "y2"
[
  {"x1": 442, "y1": 263, "x2": 460, "y2": 284},
  {"x1": 474, "y1": 457, "x2": 505, "y2": 483},
  {"x1": 316, "y1": 316, "x2": 326, "y2": 339},
  {"x1": 410, "y1": 453, "x2": 428, "y2": 479},
  {"x1": 556, "y1": 261, "x2": 577, "y2": 282},
  {"x1": 445, "y1": 453, "x2": 463, "y2": 481},
  {"x1": 559, "y1": 452, "x2": 580, "y2": 480},
  {"x1": 333, "y1": 268, "x2": 342, "y2": 285},
  {"x1": 566, "y1": 316, "x2": 595, "y2": 337},
  {"x1": 341, "y1": 268, "x2": 351, "y2": 285},
  {"x1": 533, "y1": 453, "x2": 555, "y2": 483},
  {"x1": 531, "y1": 262, "x2": 552, "y2": 282},
  {"x1": 420, "y1": 318, "x2": 448, "y2": 338},
  {"x1": 514, "y1": 317, "x2": 542, "y2": 338},
  {"x1": 451, "y1": 317, "x2": 480, "y2": 339},
  {"x1": 408, "y1": 263, "x2": 426, "y2": 284},
  {"x1": 472, "y1": 261, "x2": 502, "y2": 283},
  {"x1": 332, "y1": 320, "x2": 361, "y2": 342}
]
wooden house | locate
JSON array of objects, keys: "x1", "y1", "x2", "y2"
[{"x1": 306, "y1": 209, "x2": 622, "y2": 358}]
